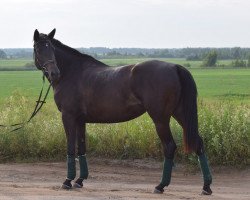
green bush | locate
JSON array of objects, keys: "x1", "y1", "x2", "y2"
[
  {"x1": 203, "y1": 50, "x2": 218, "y2": 67},
  {"x1": 231, "y1": 59, "x2": 247, "y2": 68},
  {"x1": 0, "y1": 93, "x2": 249, "y2": 166},
  {"x1": 198, "y1": 100, "x2": 249, "y2": 165}
]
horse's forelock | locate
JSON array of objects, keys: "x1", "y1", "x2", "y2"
[{"x1": 39, "y1": 34, "x2": 49, "y2": 41}]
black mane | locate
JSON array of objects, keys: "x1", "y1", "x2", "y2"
[{"x1": 51, "y1": 38, "x2": 106, "y2": 66}]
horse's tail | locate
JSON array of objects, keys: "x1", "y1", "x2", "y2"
[{"x1": 176, "y1": 65, "x2": 199, "y2": 153}]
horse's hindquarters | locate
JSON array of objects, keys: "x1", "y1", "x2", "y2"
[{"x1": 130, "y1": 60, "x2": 181, "y2": 120}]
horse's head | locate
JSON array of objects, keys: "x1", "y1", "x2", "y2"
[{"x1": 33, "y1": 29, "x2": 60, "y2": 83}]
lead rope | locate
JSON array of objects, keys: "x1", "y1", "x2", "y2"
[{"x1": 0, "y1": 75, "x2": 52, "y2": 132}]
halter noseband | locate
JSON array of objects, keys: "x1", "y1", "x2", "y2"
[{"x1": 40, "y1": 59, "x2": 56, "y2": 73}]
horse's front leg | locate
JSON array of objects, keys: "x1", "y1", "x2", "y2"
[
  {"x1": 61, "y1": 113, "x2": 77, "y2": 189},
  {"x1": 74, "y1": 123, "x2": 89, "y2": 188}
]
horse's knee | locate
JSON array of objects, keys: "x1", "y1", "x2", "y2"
[{"x1": 164, "y1": 140, "x2": 177, "y2": 159}]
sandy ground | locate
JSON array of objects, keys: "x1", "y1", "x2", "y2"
[{"x1": 0, "y1": 158, "x2": 249, "y2": 200}]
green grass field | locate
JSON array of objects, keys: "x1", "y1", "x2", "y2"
[
  {"x1": 0, "y1": 58, "x2": 249, "y2": 165},
  {"x1": 192, "y1": 68, "x2": 250, "y2": 102},
  {"x1": 0, "y1": 71, "x2": 50, "y2": 101},
  {"x1": 102, "y1": 58, "x2": 203, "y2": 67},
  {"x1": 0, "y1": 58, "x2": 234, "y2": 70},
  {"x1": 0, "y1": 66, "x2": 249, "y2": 103},
  {"x1": 0, "y1": 59, "x2": 32, "y2": 70}
]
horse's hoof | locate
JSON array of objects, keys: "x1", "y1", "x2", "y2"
[
  {"x1": 153, "y1": 185, "x2": 164, "y2": 194},
  {"x1": 73, "y1": 178, "x2": 83, "y2": 188},
  {"x1": 61, "y1": 184, "x2": 72, "y2": 190},
  {"x1": 61, "y1": 179, "x2": 72, "y2": 190},
  {"x1": 201, "y1": 185, "x2": 212, "y2": 195},
  {"x1": 73, "y1": 182, "x2": 83, "y2": 188},
  {"x1": 153, "y1": 188, "x2": 164, "y2": 194}
]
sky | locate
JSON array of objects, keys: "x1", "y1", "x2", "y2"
[{"x1": 1, "y1": 0, "x2": 250, "y2": 48}]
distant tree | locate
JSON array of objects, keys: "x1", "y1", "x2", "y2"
[
  {"x1": 203, "y1": 50, "x2": 218, "y2": 67},
  {"x1": 183, "y1": 63, "x2": 191, "y2": 68},
  {"x1": 107, "y1": 51, "x2": 122, "y2": 57},
  {"x1": 186, "y1": 54, "x2": 200, "y2": 61},
  {"x1": 24, "y1": 62, "x2": 36, "y2": 70},
  {"x1": 92, "y1": 53, "x2": 98, "y2": 59},
  {"x1": 136, "y1": 52, "x2": 145, "y2": 57},
  {"x1": 247, "y1": 55, "x2": 250, "y2": 67},
  {"x1": 232, "y1": 47, "x2": 241, "y2": 59},
  {"x1": 231, "y1": 59, "x2": 247, "y2": 68},
  {"x1": 0, "y1": 49, "x2": 7, "y2": 59}
]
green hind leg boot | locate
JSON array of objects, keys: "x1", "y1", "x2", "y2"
[{"x1": 198, "y1": 153, "x2": 212, "y2": 195}]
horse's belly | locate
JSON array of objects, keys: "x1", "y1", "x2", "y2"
[{"x1": 85, "y1": 104, "x2": 146, "y2": 123}]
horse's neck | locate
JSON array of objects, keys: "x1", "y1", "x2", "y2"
[
  {"x1": 55, "y1": 48, "x2": 107, "y2": 73},
  {"x1": 55, "y1": 48, "x2": 79, "y2": 72}
]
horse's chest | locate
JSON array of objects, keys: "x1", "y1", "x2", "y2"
[{"x1": 53, "y1": 85, "x2": 84, "y2": 113}]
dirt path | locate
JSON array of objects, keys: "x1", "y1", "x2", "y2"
[{"x1": 0, "y1": 158, "x2": 249, "y2": 200}]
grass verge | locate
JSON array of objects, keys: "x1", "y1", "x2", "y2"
[{"x1": 0, "y1": 92, "x2": 249, "y2": 166}]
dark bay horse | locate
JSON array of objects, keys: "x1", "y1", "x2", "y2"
[{"x1": 33, "y1": 29, "x2": 212, "y2": 195}]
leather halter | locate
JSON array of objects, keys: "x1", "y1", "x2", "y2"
[{"x1": 33, "y1": 39, "x2": 57, "y2": 74}]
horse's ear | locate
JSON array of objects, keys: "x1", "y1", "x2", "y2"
[
  {"x1": 48, "y1": 28, "x2": 56, "y2": 39},
  {"x1": 33, "y1": 29, "x2": 39, "y2": 42}
]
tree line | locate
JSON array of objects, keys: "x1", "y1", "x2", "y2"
[
  {"x1": 202, "y1": 50, "x2": 250, "y2": 67},
  {"x1": 1, "y1": 47, "x2": 250, "y2": 60},
  {"x1": 1, "y1": 47, "x2": 250, "y2": 67}
]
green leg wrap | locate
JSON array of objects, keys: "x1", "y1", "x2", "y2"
[
  {"x1": 67, "y1": 155, "x2": 76, "y2": 180},
  {"x1": 198, "y1": 154, "x2": 212, "y2": 186},
  {"x1": 79, "y1": 155, "x2": 88, "y2": 179},
  {"x1": 160, "y1": 158, "x2": 174, "y2": 187}
]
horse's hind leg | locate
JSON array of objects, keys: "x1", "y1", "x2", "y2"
[
  {"x1": 173, "y1": 108, "x2": 212, "y2": 195},
  {"x1": 196, "y1": 137, "x2": 212, "y2": 195},
  {"x1": 152, "y1": 118, "x2": 177, "y2": 193}
]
